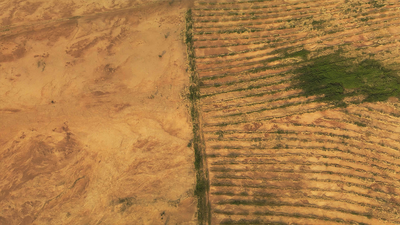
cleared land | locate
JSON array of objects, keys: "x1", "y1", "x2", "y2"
[
  {"x1": 187, "y1": 0, "x2": 400, "y2": 224},
  {"x1": 0, "y1": 0, "x2": 197, "y2": 224}
]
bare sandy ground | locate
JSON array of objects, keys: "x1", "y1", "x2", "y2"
[{"x1": 0, "y1": 0, "x2": 196, "y2": 224}]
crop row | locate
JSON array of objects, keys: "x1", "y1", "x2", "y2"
[
  {"x1": 202, "y1": 91, "x2": 303, "y2": 113},
  {"x1": 193, "y1": 15, "x2": 399, "y2": 49},
  {"x1": 209, "y1": 135, "x2": 400, "y2": 164},
  {"x1": 195, "y1": 0, "x2": 326, "y2": 8},
  {"x1": 207, "y1": 141, "x2": 400, "y2": 172},
  {"x1": 206, "y1": 127, "x2": 400, "y2": 154},
  {"x1": 324, "y1": 110, "x2": 400, "y2": 134},
  {"x1": 212, "y1": 190, "x2": 380, "y2": 209},
  {"x1": 206, "y1": 117, "x2": 400, "y2": 144},
  {"x1": 200, "y1": 76, "x2": 292, "y2": 98},
  {"x1": 204, "y1": 102, "x2": 331, "y2": 127},
  {"x1": 193, "y1": 19, "x2": 400, "y2": 61},
  {"x1": 210, "y1": 178, "x2": 396, "y2": 208},
  {"x1": 193, "y1": 5, "x2": 394, "y2": 28},
  {"x1": 211, "y1": 176, "x2": 396, "y2": 206},
  {"x1": 208, "y1": 97, "x2": 319, "y2": 118},
  {"x1": 195, "y1": 0, "x2": 396, "y2": 6},
  {"x1": 214, "y1": 198, "x2": 379, "y2": 221},
  {"x1": 205, "y1": 105, "x2": 336, "y2": 127},
  {"x1": 207, "y1": 151, "x2": 397, "y2": 178},
  {"x1": 193, "y1": 7, "x2": 395, "y2": 37},
  {"x1": 210, "y1": 160, "x2": 400, "y2": 188}
]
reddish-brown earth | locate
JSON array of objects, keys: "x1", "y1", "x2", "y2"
[{"x1": 0, "y1": 0, "x2": 197, "y2": 224}]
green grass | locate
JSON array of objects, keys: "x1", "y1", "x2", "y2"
[{"x1": 292, "y1": 47, "x2": 400, "y2": 105}]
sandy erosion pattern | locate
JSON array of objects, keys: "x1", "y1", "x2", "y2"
[
  {"x1": 0, "y1": 0, "x2": 168, "y2": 27},
  {"x1": 192, "y1": 0, "x2": 400, "y2": 224},
  {"x1": 0, "y1": 1, "x2": 197, "y2": 224}
]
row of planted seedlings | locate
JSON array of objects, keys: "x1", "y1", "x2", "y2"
[
  {"x1": 204, "y1": 94, "x2": 320, "y2": 118},
  {"x1": 211, "y1": 144, "x2": 396, "y2": 202},
  {"x1": 212, "y1": 196, "x2": 383, "y2": 223},
  {"x1": 193, "y1": 2, "x2": 334, "y2": 24},
  {"x1": 199, "y1": 72, "x2": 296, "y2": 98},
  {"x1": 208, "y1": 151, "x2": 400, "y2": 188},
  {"x1": 193, "y1": 24, "x2": 400, "y2": 74},
  {"x1": 196, "y1": 0, "x2": 397, "y2": 6},
  {"x1": 193, "y1": 9, "x2": 400, "y2": 59},
  {"x1": 208, "y1": 152, "x2": 400, "y2": 203},
  {"x1": 209, "y1": 161, "x2": 396, "y2": 224},
  {"x1": 207, "y1": 144, "x2": 400, "y2": 184},
  {"x1": 345, "y1": 104, "x2": 400, "y2": 121},
  {"x1": 193, "y1": 14, "x2": 400, "y2": 52},
  {"x1": 201, "y1": 88, "x2": 305, "y2": 113},
  {"x1": 206, "y1": 126, "x2": 400, "y2": 169},
  {"x1": 328, "y1": 108, "x2": 400, "y2": 136},
  {"x1": 210, "y1": 175, "x2": 393, "y2": 215},
  {"x1": 203, "y1": 104, "x2": 337, "y2": 127},
  {"x1": 196, "y1": 47, "x2": 316, "y2": 85},
  {"x1": 196, "y1": 10, "x2": 397, "y2": 44},
  {"x1": 207, "y1": 149, "x2": 399, "y2": 186},
  {"x1": 204, "y1": 120, "x2": 394, "y2": 147},
  {"x1": 204, "y1": 116, "x2": 400, "y2": 148},
  {"x1": 203, "y1": 100, "x2": 329, "y2": 126},
  {"x1": 218, "y1": 215, "x2": 370, "y2": 225},
  {"x1": 192, "y1": 2, "x2": 395, "y2": 34},
  {"x1": 204, "y1": 124, "x2": 400, "y2": 175},
  {"x1": 193, "y1": 0, "x2": 383, "y2": 17},
  {"x1": 193, "y1": 16, "x2": 400, "y2": 63},
  {"x1": 208, "y1": 139, "x2": 400, "y2": 177},
  {"x1": 195, "y1": 0, "x2": 323, "y2": 8},
  {"x1": 194, "y1": 0, "x2": 394, "y2": 16}
]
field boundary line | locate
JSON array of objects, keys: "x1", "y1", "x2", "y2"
[{"x1": 185, "y1": 9, "x2": 211, "y2": 225}]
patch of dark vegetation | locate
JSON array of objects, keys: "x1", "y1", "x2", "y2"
[
  {"x1": 114, "y1": 197, "x2": 135, "y2": 213},
  {"x1": 353, "y1": 121, "x2": 367, "y2": 127},
  {"x1": 369, "y1": 0, "x2": 385, "y2": 8},
  {"x1": 68, "y1": 16, "x2": 82, "y2": 20},
  {"x1": 185, "y1": 9, "x2": 210, "y2": 224},
  {"x1": 187, "y1": 139, "x2": 193, "y2": 148},
  {"x1": 118, "y1": 197, "x2": 134, "y2": 205},
  {"x1": 291, "y1": 47, "x2": 400, "y2": 106},
  {"x1": 269, "y1": 46, "x2": 310, "y2": 61},
  {"x1": 311, "y1": 19, "x2": 327, "y2": 30},
  {"x1": 158, "y1": 50, "x2": 166, "y2": 58},
  {"x1": 360, "y1": 17, "x2": 370, "y2": 22},
  {"x1": 215, "y1": 130, "x2": 224, "y2": 139},
  {"x1": 272, "y1": 143, "x2": 284, "y2": 149}
]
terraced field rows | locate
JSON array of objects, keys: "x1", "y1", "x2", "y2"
[{"x1": 188, "y1": 0, "x2": 400, "y2": 224}]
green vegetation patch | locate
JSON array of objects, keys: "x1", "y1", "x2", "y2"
[
  {"x1": 291, "y1": 48, "x2": 400, "y2": 106},
  {"x1": 185, "y1": 9, "x2": 210, "y2": 224},
  {"x1": 311, "y1": 20, "x2": 327, "y2": 30},
  {"x1": 369, "y1": 0, "x2": 385, "y2": 8}
]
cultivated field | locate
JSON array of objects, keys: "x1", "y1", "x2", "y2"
[{"x1": 187, "y1": 0, "x2": 400, "y2": 224}]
